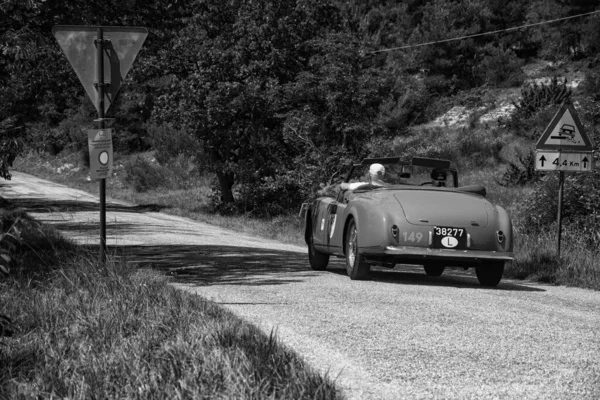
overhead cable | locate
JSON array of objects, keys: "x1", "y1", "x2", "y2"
[{"x1": 369, "y1": 9, "x2": 600, "y2": 54}]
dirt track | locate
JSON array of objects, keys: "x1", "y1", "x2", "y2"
[{"x1": 2, "y1": 171, "x2": 600, "y2": 399}]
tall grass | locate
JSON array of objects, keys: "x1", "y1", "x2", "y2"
[
  {"x1": 508, "y1": 227, "x2": 600, "y2": 289},
  {"x1": 0, "y1": 214, "x2": 343, "y2": 399}
]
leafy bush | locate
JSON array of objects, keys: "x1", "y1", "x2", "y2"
[
  {"x1": 393, "y1": 126, "x2": 456, "y2": 160},
  {"x1": 506, "y1": 77, "x2": 572, "y2": 138},
  {"x1": 147, "y1": 123, "x2": 200, "y2": 166},
  {"x1": 0, "y1": 118, "x2": 24, "y2": 180},
  {"x1": 24, "y1": 124, "x2": 71, "y2": 156},
  {"x1": 0, "y1": 211, "x2": 22, "y2": 277},
  {"x1": 124, "y1": 154, "x2": 199, "y2": 193},
  {"x1": 393, "y1": 126, "x2": 504, "y2": 168},
  {"x1": 518, "y1": 164, "x2": 600, "y2": 234},
  {"x1": 498, "y1": 148, "x2": 541, "y2": 186},
  {"x1": 456, "y1": 127, "x2": 504, "y2": 166},
  {"x1": 234, "y1": 174, "x2": 304, "y2": 217},
  {"x1": 580, "y1": 69, "x2": 600, "y2": 102},
  {"x1": 473, "y1": 45, "x2": 524, "y2": 88}
]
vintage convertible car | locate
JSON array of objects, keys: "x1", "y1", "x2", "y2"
[{"x1": 301, "y1": 157, "x2": 514, "y2": 286}]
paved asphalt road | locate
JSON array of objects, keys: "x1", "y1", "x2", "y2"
[{"x1": 2, "y1": 171, "x2": 599, "y2": 399}]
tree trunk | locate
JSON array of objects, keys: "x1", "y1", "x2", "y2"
[{"x1": 216, "y1": 170, "x2": 235, "y2": 204}]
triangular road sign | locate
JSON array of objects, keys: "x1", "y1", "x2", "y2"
[
  {"x1": 52, "y1": 25, "x2": 148, "y2": 114},
  {"x1": 536, "y1": 103, "x2": 593, "y2": 151}
]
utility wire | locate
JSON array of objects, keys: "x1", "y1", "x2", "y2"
[{"x1": 369, "y1": 9, "x2": 600, "y2": 54}]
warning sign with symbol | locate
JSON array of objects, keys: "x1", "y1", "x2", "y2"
[
  {"x1": 536, "y1": 103, "x2": 593, "y2": 151},
  {"x1": 87, "y1": 129, "x2": 113, "y2": 180}
]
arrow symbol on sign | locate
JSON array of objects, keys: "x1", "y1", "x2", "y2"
[
  {"x1": 582, "y1": 157, "x2": 589, "y2": 168},
  {"x1": 539, "y1": 155, "x2": 546, "y2": 167}
]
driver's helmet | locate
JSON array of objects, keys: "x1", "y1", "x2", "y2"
[
  {"x1": 369, "y1": 163, "x2": 386, "y2": 178},
  {"x1": 431, "y1": 168, "x2": 447, "y2": 184}
]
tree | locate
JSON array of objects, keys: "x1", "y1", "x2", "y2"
[
  {"x1": 280, "y1": 32, "x2": 393, "y2": 199},
  {"x1": 0, "y1": 0, "x2": 196, "y2": 178},
  {"x1": 152, "y1": 0, "x2": 351, "y2": 209}
]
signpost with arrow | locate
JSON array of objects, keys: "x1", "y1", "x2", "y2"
[
  {"x1": 535, "y1": 101, "x2": 595, "y2": 256},
  {"x1": 53, "y1": 25, "x2": 148, "y2": 264}
]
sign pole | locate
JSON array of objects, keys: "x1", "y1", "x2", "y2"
[
  {"x1": 53, "y1": 25, "x2": 148, "y2": 266},
  {"x1": 96, "y1": 27, "x2": 107, "y2": 265},
  {"x1": 556, "y1": 171, "x2": 565, "y2": 257}
]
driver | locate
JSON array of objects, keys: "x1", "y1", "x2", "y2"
[
  {"x1": 341, "y1": 163, "x2": 387, "y2": 191},
  {"x1": 430, "y1": 168, "x2": 447, "y2": 187}
]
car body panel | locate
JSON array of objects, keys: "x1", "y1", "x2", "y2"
[{"x1": 393, "y1": 189, "x2": 490, "y2": 227}]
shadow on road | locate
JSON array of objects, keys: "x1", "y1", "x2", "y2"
[
  {"x1": 3, "y1": 198, "x2": 165, "y2": 214},
  {"x1": 103, "y1": 244, "x2": 320, "y2": 287},
  {"x1": 97, "y1": 243, "x2": 544, "y2": 292},
  {"x1": 328, "y1": 264, "x2": 546, "y2": 292}
]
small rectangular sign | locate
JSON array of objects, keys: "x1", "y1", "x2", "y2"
[
  {"x1": 87, "y1": 129, "x2": 113, "y2": 180},
  {"x1": 535, "y1": 151, "x2": 594, "y2": 172}
]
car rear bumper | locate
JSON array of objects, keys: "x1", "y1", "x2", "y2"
[{"x1": 361, "y1": 245, "x2": 514, "y2": 264}]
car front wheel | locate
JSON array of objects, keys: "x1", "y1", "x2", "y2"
[
  {"x1": 308, "y1": 235, "x2": 329, "y2": 271},
  {"x1": 475, "y1": 262, "x2": 504, "y2": 286},
  {"x1": 345, "y1": 219, "x2": 370, "y2": 280}
]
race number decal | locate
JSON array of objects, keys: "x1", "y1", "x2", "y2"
[{"x1": 403, "y1": 231, "x2": 423, "y2": 243}]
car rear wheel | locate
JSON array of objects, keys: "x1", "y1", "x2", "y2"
[
  {"x1": 424, "y1": 264, "x2": 445, "y2": 277},
  {"x1": 475, "y1": 262, "x2": 504, "y2": 286},
  {"x1": 345, "y1": 219, "x2": 370, "y2": 280},
  {"x1": 308, "y1": 235, "x2": 329, "y2": 271}
]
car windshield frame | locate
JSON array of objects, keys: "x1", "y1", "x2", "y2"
[{"x1": 343, "y1": 157, "x2": 459, "y2": 188}]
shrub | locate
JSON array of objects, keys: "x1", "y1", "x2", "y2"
[
  {"x1": 393, "y1": 126, "x2": 456, "y2": 160},
  {"x1": 234, "y1": 174, "x2": 304, "y2": 218},
  {"x1": 497, "y1": 148, "x2": 541, "y2": 186},
  {"x1": 124, "y1": 155, "x2": 163, "y2": 192},
  {"x1": 124, "y1": 154, "x2": 200, "y2": 193},
  {"x1": 393, "y1": 126, "x2": 504, "y2": 168},
  {"x1": 455, "y1": 127, "x2": 504, "y2": 167},
  {"x1": 580, "y1": 69, "x2": 600, "y2": 102},
  {"x1": 146, "y1": 123, "x2": 200, "y2": 166},
  {"x1": 24, "y1": 124, "x2": 71, "y2": 156},
  {"x1": 506, "y1": 77, "x2": 572, "y2": 138},
  {"x1": 473, "y1": 45, "x2": 524, "y2": 88},
  {"x1": 517, "y1": 164, "x2": 600, "y2": 233}
]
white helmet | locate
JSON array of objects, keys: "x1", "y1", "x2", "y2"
[{"x1": 369, "y1": 163, "x2": 385, "y2": 177}]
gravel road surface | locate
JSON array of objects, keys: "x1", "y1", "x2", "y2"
[{"x1": 2, "y1": 171, "x2": 599, "y2": 399}]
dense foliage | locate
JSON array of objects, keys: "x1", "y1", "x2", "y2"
[{"x1": 2, "y1": 0, "x2": 600, "y2": 215}]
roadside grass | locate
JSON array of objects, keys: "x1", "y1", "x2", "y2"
[
  {"x1": 508, "y1": 227, "x2": 600, "y2": 289},
  {"x1": 0, "y1": 209, "x2": 344, "y2": 399},
  {"x1": 12, "y1": 148, "x2": 599, "y2": 290}
]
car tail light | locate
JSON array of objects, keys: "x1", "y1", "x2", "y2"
[
  {"x1": 391, "y1": 225, "x2": 399, "y2": 238},
  {"x1": 497, "y1": 231, "x2": 505, "y2": 244}
]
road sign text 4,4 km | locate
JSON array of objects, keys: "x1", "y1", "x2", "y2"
[{"x1": 536, "y1": 151, "x2": 594, "y2": 172}]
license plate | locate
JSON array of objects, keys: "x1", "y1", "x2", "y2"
[{"x1": 432, "y1": 226, "x2": 467, "y2": 249}]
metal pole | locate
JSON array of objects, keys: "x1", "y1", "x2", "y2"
[
  {"x1": 556, "y1": 171, "x2": 565, "y2": 257},
  {"x1": 96, "y1": 27, "x2": 107, "y2": 265}
]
